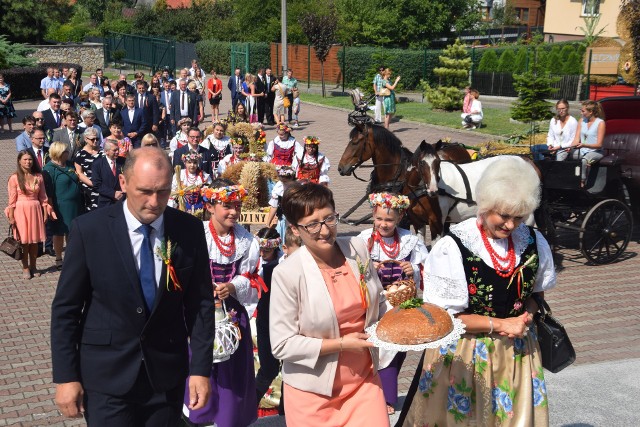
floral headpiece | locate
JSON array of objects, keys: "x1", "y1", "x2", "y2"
[
  {"x1": 304, "y1": 136, "x2": 320, "y2": 145},
  {"x1": 276, "y1": 123, "x2": 291, "y2": 133},
  {"x1": 230, "y1": 136, "x2": 246, "y2": 147},
  {"x1": 368, "y1": 192, "x2": 411, "y2": 212},
  {"x1": 212, "y1": 121, "x2": 226, "y2": 130},
  {"x1": 201, "y1": 185, "x2": 248, "y2": 204},
  {"x1": 276, "y1": 165, "x2": 296, "y2": 178},
  {"x1": 181, "y1": 151, "x2": 202, "y2": 163},
  {"x1": 258, "y1": 237, "x2": 281, "y2": 249},
  {"x1": 177, "y1": 117, "x2": 193, "y2": 127}
]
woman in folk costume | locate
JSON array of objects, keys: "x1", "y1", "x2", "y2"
[
  {"x1": 201, "y1": 121, "x2": 231, "y2": 174},
  {"x1": 217, "y1": 137, "x2": 246, "y2": 176},
  {"x1": 356, "y1": 192, "x2": 429, "y2": 415},
  {"x1": 183, "y1": 179, "x2": 260, "y2": 427},
  {"x1": 396, "y1": 157, "x2": 556, "y2": 426},
  {"x1": 291, "y1": 136, "x2": 330, "y2": 185},
  {"x1": 265, "y1": 165, "x2": 296, "y2": 245},
  {"x1": 263, "y1": 123, "x2": 303, "y2": 167},
  {"x1": 168, "y1": 150, "x2": 212, "y2": 220}
]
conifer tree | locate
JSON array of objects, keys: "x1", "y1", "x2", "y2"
[
  {"x1": 514, "y1": 47, "x2": 528, "y2": 73},
  {"x1": 423, "y1": 39, "x2": 471, "y2": 110},
  {"x1": 497, "y1": 49, "x2": 516, "y2": 72},
  {"x1": 478, "y1": 49, "x2": 499, "y2": 72}
]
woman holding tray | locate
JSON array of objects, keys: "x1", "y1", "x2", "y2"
[
  {"x1": 396, "y1": 156, "x2": 557, "y2": 426},
  {"x1": 270, "y1": 183, "x2": 389, "y2": 426}
]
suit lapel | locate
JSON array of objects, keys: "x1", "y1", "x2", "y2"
[{"x1": 108, "y1": 205, "x2": 146, "y2": 307}]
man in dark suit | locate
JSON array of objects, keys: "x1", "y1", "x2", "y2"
[
  {"x1": 135, "y1": 81, "x2": 161, "y2": 137},
  {"x1": 27, "y1": 128, "x2": 50, "y2": 169},
  {"x1": 42, "y1": 93, "x2": 63, "y2": 145},
  {"x1": 95, "y1": 97, "x2": 117, "y2": 138},
  {"x1": 172, "y1": 127, "x2": 211, "y2": 174},
  {"x1": 264, "y1": 68, "x2": 275, "y2": 125},
  {"x1": 227, "y1": 68, "x2": 243, "y2": 110},
  {"x1": 91, "y1": 140, "x2": 124, "y2": 208},
  {"x1": 120, "y1": 94, "x2": 148, "y2": 148},
  {"x1": 255, "y1": 68, "x2": 267, "y2": 124},
  {"x1": 51, "y1": 147, "x2": 214, "y2": 425},
  {"x1": 52, "y1": 111, "x2": 84, "y2": 158},
  {"x1": 170, "y1": 79, "x2": 198, "y2": 130},
  {"x1": 160, "y1": 80, "x2": 175, "y2": 141}
]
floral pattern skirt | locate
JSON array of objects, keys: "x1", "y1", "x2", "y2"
[{"x1": 398, "y1": 330, "x2": 548, "y2": 426}]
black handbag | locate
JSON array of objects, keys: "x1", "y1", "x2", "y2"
[
  {"x1": 0, "y1": 226, "x2": 23, "y2": 260},
  {"x1": 532, "y1": 294, "x2": 576, "y2": 373}
]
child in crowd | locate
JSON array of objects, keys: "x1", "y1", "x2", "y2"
[
  {"x1": 168, "y1": 150, "x2": 212, "y2": 220},
  {"x1": 357, "y1": 192, "x2": 429, "y2": 415},
  {"x1": 280, "y1": 226, "x2": 302, "y2": 262},
  {"x1": 253, "y1": 228, "x2": 283, "y2": 412},
  {"x1": 263, "y1": 124, "x2": 303, "y2": 167},
  {"x1": 265, "y1": 166, "x2": 296, "y2": 244},
  {"x1": 291, "y1": 136, "x2": 330, "y2": 185},
  {"x1": 182, "y1": 179, "x2": 259, "y2": 427},
  {"x1": 169, "y1": 118, "x2": 192, "y2": 159},
  {"x1": 201, "y1": 121, "x2": 231, "y2": 174},
  {"x1": 217, "y1": 138, "x2": 245, "y2": 176},
  {"x1": 291, "y1": 88, "x2": 300, "y2": 128}
]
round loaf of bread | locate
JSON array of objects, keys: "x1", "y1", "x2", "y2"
[{"x1": 376, "y1": 302, "x2": 453, "y2": 345}]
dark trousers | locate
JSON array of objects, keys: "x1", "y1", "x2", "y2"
[
  {"x1": 255, "y1": 311, "x2": 280, "y2": 402},
  {"x1": 286, "y1": 93, "x2": 294, "y2": 122},
  {"x1": 257, "y1": 96, "x2": 265, "y2": 123},
  {"x1": 83, "y1": 365, "x2": 183, "y2": 427},
  {"x1": 265, "y1": 97, "x2": 275, "y2": 124}
]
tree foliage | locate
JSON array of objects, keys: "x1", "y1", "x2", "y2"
[
  {"x1": 424, "y1": 39, "x2": 470, "y2": 110},
  {"x1": 511, "y1": 38, "x2": 557, "y2": 123},
  {"x1": 0, "y1": 0, "x2": 72, "y2": 43},
  {"x1": 0, "y1": 36, "x2": 37, "y2": 69},
  {"x1": 497, "y1": 49, "x2": 516, "y2": 72},
  {"x1": 299, "y1": 8, "x2": 338, "y2": 97},
  {"x1": 477, "y1": 50, "x2": 499, "y2": 72}
]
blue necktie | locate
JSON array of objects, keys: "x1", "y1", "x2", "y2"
[{"x1": 138, "y1": 224, "x2": 156, "y2": 313}]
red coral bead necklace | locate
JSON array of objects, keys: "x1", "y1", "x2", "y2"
[
  {"x1": 209, "y1": 221, "x2": 236, "y2": 257},
  {"x1": 477, "y1": 221, "x2": 515, "y2": 278},
  {"x1": 374, "y1": 229, "x2": 400, "y2": 258}
]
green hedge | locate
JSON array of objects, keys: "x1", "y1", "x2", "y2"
[
  {"x1": 0, "y1": 62, "x2": 83, "y2": 100},
  {"x1": 338, "y1": 46, "x2": 443, "y2": 91},
  {"x1": 195, "y1": 40, "x2": 270, "y2": 76}
]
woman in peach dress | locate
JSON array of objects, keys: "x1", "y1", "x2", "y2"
[
  {"x1": 7, "y1": 150, "x2": 55, "y2": 279},
  {"x1": 270, "y1": 183, "x2": 389, "y2": 426}
]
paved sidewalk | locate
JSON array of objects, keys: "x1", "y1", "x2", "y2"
[{"x1": 0, "y1": 96, "x2": 638, "y2": 426}]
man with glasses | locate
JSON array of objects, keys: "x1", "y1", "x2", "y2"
[
  {"x1": 172, "y1": 127, "x2": 211, "y2": 174},
  {"x1": 52, "y1": 111, "x2": 84, "y2": 158},
  {"x1": 91, "y1": 139, "x2": 124, "y2": 208}
]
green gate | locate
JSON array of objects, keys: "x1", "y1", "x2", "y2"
[
  {"x1": 230, "y1": 43, "x2": 250, "y2": 74},
  {"x1": 104, "y1": 33, "x2": 176, "y2": 72}
]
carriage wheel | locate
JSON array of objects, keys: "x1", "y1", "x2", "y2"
[{"x1": 580, "y1": 199, "x2": 633, "y2": 264}]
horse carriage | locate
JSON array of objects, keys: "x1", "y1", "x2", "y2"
[{"x1": 338, "y1": 91, "x2": 637, "y2": 265}]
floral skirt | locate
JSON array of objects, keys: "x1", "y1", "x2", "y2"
[{"x1": 397, "y1": 330, "x2": 548, "y2": 426}]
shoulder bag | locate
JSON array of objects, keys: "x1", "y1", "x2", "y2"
[
  {"x1": 378, "y1": 87, "x2": 391, "y2": 97},
  {"x1": 532, "y1": 293, "x2": 576, "y2": 373},
  {"x1": 280, "y1": 86, "x2": 291, "y2": 108},
  {"x1": 0, "y1": 225, "x2": 23, "y2": 260}
]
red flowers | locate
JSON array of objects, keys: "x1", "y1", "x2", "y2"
[{"x1": 468, "y1": 284, "x2": 477, "y2": 295}]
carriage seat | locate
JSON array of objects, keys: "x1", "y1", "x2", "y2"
[{"x1": 601, "y1": 133, "x2": 640, "y2": 183}]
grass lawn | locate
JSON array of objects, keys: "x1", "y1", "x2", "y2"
[{"x1": 302, "y1": 93, "x2": 547, "y2": 138}]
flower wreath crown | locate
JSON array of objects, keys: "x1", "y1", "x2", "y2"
[
  {"x1": 229, "y1": 136, "x2": 246, "y2": 147},
  {"x1": 181, "y1": 151, "x2": 202, "y2": 163},
  {"x1": 258, "y1": 237, "x2": 281, "y2": 249},
  {"x1": 276, "y1": 123, "x2": 291, "y2": 133},
  {"x1": 201, "y1": 185, "x2": 248, "y2": 204},
  {"x1": 304, "y1": 136, "x2": 320, "y2": 145},
  {"x1": 368, "y1": 192, "x2": 411, "y2": 211}
]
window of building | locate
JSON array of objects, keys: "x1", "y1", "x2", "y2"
[
  {"x1": 582, "y1": 0, "x2": 601, "y2": 16},
  {"x1": 515, "y1": 7, "x2": 530, "y2": 23}
]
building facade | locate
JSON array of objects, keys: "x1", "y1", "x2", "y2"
[{"x1": 544, "y1": 0, "x2": 622, "y2": 41}]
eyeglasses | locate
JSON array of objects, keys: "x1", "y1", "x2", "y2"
[
  {"x1": 35, "y1": 118, "x2": 44, "y2": 121},
  {"x1": 86, "y1": 137, "x2": 97, "y2": 141},
  {"x1": 297, "y1": 213, "x2": 339, "y2": 234},
  {"x1": 32, "y1": 137, "x2": 45, "y2": 140}
]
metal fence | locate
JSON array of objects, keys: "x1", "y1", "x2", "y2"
[
  {"x1": 104, "y1": 33, "x2": 176, "y2": 72},
  {"x1": 471, "y1": 71, "x2": 583, "y2": 100}
]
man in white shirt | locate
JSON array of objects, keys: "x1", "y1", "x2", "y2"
[
  {"x1": 40, "y1": 67, "x2": 57, "y2": 99},
  {"x1": 83, "y1": 74, "x2": 104, "y2": 96},
  {"x1": 188, "y1": 59, "x2": 206, "y2": 79}
]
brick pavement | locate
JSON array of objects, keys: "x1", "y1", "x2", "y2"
[{"x1": 0, "y1": 96, "x2": 638, "y2": 426}]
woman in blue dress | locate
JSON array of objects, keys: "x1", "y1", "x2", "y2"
[
  {"x1": 380, "y1": 68, "x2": 401, "y2": 130},
  {"x1": 0, "y1": 74, "x2": 16, "y2": 132},
  {"x1": 569, "y1": 100, "x2": 606, "y2": 187}
]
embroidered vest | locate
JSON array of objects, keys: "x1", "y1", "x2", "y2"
[
  {"x1": 296, "y1": 156, "x2": 324, "y2": 183},
  {"x1": 449, "y1": 227, "x2": 539, "y2": 319},
  {"x1": 271, "y1": 144, "x2": 295, "y2": 166},
  {"x1": 210, "y1": 259, "x2": 241, "y2": 285},
  {"x1": 374, "y1": 254, "x2": 411, "y2": 288}
]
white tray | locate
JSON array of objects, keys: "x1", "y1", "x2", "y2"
[{"x1": 365, "y1": 312, "x2": 466, "y2": 352}]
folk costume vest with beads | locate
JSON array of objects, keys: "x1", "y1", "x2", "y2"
[
  {"x1": 375, "y1": 254, "x2": 410, "y2": 288},
  {"x1": 449, "y1": 227, "x2": 539, "y2": 319},
  {"x1": 210, "y1": 144, "x2": 231, "y2": 171},
  {"x1": 271, "y1": 144, "x2": 296, "y2": 166},
  {"x1": 296, "y1": 156, "x2": 324, "y2": 183},
  {"x1": 209, "y1": 259, "x2": 241, "y2": 284},
  {"x1": 184, "y1": 188, "x2": 205, "y2": 219}
]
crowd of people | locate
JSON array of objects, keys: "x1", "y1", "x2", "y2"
[{"x1": 0, "y1": 61, "x2": 573, "y2": 426}]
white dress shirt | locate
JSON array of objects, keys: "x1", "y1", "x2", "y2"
[
  {"x1": 179, "y1": 91, "x2": 189, "y2": 116},
  {"x1": 123, "y1": 200, "x2": 164, "y2": 288}
]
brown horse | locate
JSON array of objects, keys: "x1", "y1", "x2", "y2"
[{"x1": 338, "y1": 122, "x2": 470, "y2": 232}]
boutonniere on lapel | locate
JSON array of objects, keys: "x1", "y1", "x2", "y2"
[
  {"x1": 156, "y1": 239, "x2": 182, "y2": 291},
  {"x1": 508, "y1": 253, "x2": 537, "y2": 309},
  {"x1": 356, "y1": 255, "x2": 371, "y2": 309}
]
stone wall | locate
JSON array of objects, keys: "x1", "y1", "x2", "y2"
[{"x1": 26, "y1": 43, "x2": 104, "y2": 73}]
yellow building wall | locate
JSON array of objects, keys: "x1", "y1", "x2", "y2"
[{"x1": 544, "y1": 0, "x2": 622, "y2": 39}]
